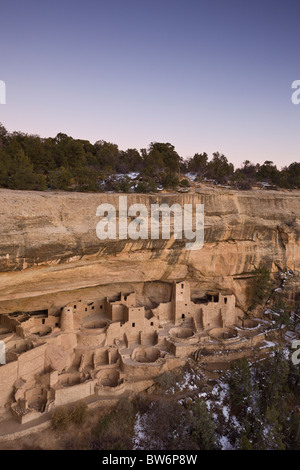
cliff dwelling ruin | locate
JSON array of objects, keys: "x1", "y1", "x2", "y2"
[{"x1": 0, "y1": 280, "x2": 276, "y2": 425}]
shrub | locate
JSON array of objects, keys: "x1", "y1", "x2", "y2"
[
  {"x1": 51, "y1": 401, "x2": 88, "y2": 430},
  {"x1": 51, "y1": 406, "x2": 71, "y2": 430},
  {"x1": 236, "y1": 179, "x2": 252, "y2": 190},
  {"x1": 69, "y1": 401, "x2": 88, "y2": 424},
  {"x1": 154, "y1": 370, "x2": 179, "y2": 391},
  {"x1": 179, "y1": 178, "x2": 190, "y2": 187}
]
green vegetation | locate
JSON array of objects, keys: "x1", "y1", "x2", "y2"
[
  {"x1": 91, "y1": 398, "x2": 136, "y2": 450},
  {"x1": 1, "y1": 123, "x2": 300, "y2": 192},
  {"x1": 47, "y1": 350, "x2": 300, "y2": 450},
  {"x1": 221, "y1": 351, "x2": 300, "y2": 450},
  {"x1": 247, "y1": 266, "x2": 273, "y2": 310}
]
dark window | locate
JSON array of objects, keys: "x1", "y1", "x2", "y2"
[
  {"x1": 182, "y1": 314, "x2": 185, "y2": 319},
  {"x1": 224, "y1": 297, "x2": 228, "y2": 304},
  {"x1": 181, "y1": 283, "x2": 184, "y2": 289},
  {"x1": 132, "y1": 323, "x2": 135, "y2": 327},
  {"x1": 151, "y1": 322, "x2": 154, "y2": 326},
  {"x1": 74, "y1": 305, "x2": 77, "y2": 309}
]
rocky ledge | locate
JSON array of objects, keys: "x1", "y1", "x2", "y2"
[{"x1": 0, "y1": 188, "x2": 299, "y2": 313}]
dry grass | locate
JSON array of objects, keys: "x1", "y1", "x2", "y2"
[{"x1": 0, "y1": 404, "x2": 114, "y2": 450}]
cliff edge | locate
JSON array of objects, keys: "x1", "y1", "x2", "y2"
[{"x1": 0, "y1": 188, "x2": 299, "y2": 312}]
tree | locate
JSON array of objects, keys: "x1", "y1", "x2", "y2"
[
  {"x1": 48, "y1": 167, "x2": 73, "y2": 191},
  {"x1": 117, "y1": 148, "x2": 143, "y2": 173},
  {"x1": 95, "y1": 140, "x2": 120, "y2": 170},
  {"x1": 159, "y1": 171, "x2": 179, "y2": 189},
  {"x1": 262, "y1": 406, "x2": 285, "y2": 450},
  {"x1": 254, "y1": 350, "x2": 289, "y2": 411},
  {"x1": 189, "y1": 399, "x2": 220, "y2": 450},
  {"x1": 282, "y1": 162, "x2": 300, "y2": 189},
  {"x1": 115, "y1": 175, "x2": 133, "y2": 193},
  {"x1": 285, "y1": 411, "x2": 300, "y2": 449},
  {"x1": 0, "y1": 123, "x2": 8, "y2": 148},
  {"x1": 272, "y1": 299, "x2": 294, "y2": 334},
  {"x1": 187, "y1": 152, "x2": 208, "y2": 178},
  {"x1": 207, "y1": 152, "x2": 234, "y2": 184},
  {"x1": 6, "y1": 147, "x2": 47, "y2": 190},
  {"x1": 0, "y1": 149, "x2": 8, "y2": 186},
  {"x1": 134, "y1": 399, "x2": 194, "y2": 450},
  {"x1": 257, "y1": 160, "x2": 280, "y2": 186},
  {"x1": 234, "y1": 160, "x2": 259, "y2": 189},
  {"x1": 247, "y1": 266, "x2": 273, "y2": 310},
  {"x1": 73, "y1": 166, "x2": 99, "y2": 192},
  {"x1": 226, "y1": 357, "x2": 252, "y2": 415},
  {"x1": 142, "y1": 142, "x2": 181, "y2": 178}
]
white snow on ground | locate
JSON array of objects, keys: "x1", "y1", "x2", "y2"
[
  {"x1": 222, "y1": 405, "x2": 230, "y2": 422},
  {"x1": 184, "y1": 172, "x2": 197, "y2": 182},
  {"x1": 165, "y1": 368, "x2": 201, "y2": 395},
  {"x1": 260, "y1": 340, "x2": 275, "y2": 349},
  {"x1": 220, "y1": 435, "x2": 234, "y2": 450},
  {"x1": 127, "y1": 172, "x2": 139, "y2": 179},
  {"x1": 132, "y1": 412, "x2": 147, "y2": 450},
  {"x1": 179, "y1": 369, "x2": 199, "y2": 391}
]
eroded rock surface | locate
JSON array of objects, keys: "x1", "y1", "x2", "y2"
[{"x1": 0, "y1": 188, "x2": 299, "y2": 313}]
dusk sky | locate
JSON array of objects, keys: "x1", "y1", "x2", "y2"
[{"x1": 0, "y1": 0, "x2": 299, "y2": 168}]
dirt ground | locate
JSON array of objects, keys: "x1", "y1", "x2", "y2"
[{"x1": 0, "y1": 405, "x2": 113, "y2": 450}]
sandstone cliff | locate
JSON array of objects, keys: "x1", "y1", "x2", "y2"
[{"x1": 0, "y1": 188, "x2": 299, "y2": 313}]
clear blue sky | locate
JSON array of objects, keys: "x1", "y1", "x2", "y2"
[{"x1": 0, "y1": 0, "x2": 299, "y2": 168}]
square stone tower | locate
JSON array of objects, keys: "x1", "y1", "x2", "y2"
[{"x1": 172, "y1": 281, "x2": 192, "y2": 324}]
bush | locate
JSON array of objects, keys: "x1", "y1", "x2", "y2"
[
  {"x1": 115, "y1": 176, "x2": 132, "y2": 193},
  {"x1": 134, "y1": 179, "x2": 157, "y2": 193},
  {"x1": 154, "y1": 370, "x2": 179, "y2": 391},
  {"x1": 51, "y1": 401, "x2": 88, "y2": 430},
  {"x1": 69, "y1": 401, "x2": 88, "y2": 424},
  {"x1": 51, "y1": 406, "x2": 71, "y2": 431},
  {"x1": 236, "y1": 179, "x2": 252, "y2": 190},
  {"x1": 179, "y1": 178, "x2": 190, "y2": 187}
]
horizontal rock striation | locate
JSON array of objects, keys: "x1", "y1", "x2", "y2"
[{"x1": 0, "y1": 188, "x2": 299, "y2": 312}]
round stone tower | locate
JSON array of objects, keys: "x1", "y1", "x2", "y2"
[{"x1": 60, "y1": 306, "x2": 74, "y2": 331}]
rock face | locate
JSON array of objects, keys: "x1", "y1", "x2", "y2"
[{"x1": 0, "y1": 188, "x2": 299, "y2": 313}]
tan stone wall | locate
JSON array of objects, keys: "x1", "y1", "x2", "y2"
[
  {"x1": 111, "y1": 304, "x2": 125, "y2": 322},
  {"x1": 0, "y1": 362, "x2": 18, "y2": 408},
  {"x1": 60, "y1": 307, "x2": 74, "y2": 331},
  {"x1": 124, "y1": 306, "x2": 145, "y2": 324},
  {"x1": 152, "y1": 301, "x2": 172, "y2": 322},
  {"x1": 120, "y1": 355, "x2": 183, "y2": 379},
  {"x1": 172, "y1": 281, "x2": 192, "y2": 323},
  {"x1": 0, "y1": 343, "x2": 47, "y2": 410},
  {"x1": 18, "y1": 344, "x2": 47, "y2": 382},
  {"x1": 106, "y1": 322, "x2": 123, "y2": 344},
  {"x1": 54, "y1": 379, "x2": 97, "y2": 406}
]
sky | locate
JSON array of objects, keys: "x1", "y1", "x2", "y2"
[{"x1": 0, "y1": 0, "x2": 299, "y2": 169}]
